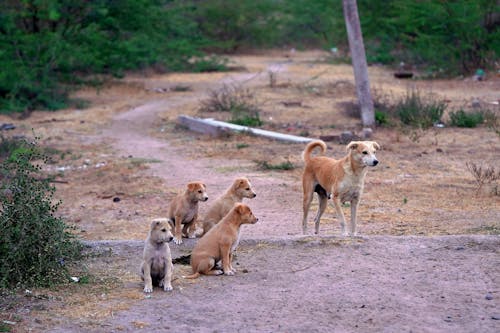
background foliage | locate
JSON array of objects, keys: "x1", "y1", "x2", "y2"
[{"x1": 0, "y1": 0, "x2": 498, "y2": 113}]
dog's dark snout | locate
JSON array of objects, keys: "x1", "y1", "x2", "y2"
[
  {"x1": 252, "y1": 193, "x2": 257, "y2": 198},
  {"x1": 168, "y1": 236, "x2": 174, "y2": 242},
  {"x1": 373, "y1": 160, "x2": 379, "y2": 166}
]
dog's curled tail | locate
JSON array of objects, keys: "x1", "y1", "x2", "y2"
[
  {"x1": 182, "y1": 272, "x2": 200, "y2": 279},
  {"x1": 302, "y1": 140, "x2": 327, "y2": 164}
]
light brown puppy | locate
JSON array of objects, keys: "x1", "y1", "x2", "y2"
[
  {"x1": 201, "y1": 177, "x2": 257, "y2": 235},
  {"x1": 141, "y1": 218, "x2": 174, "y2": 293},
  {"x1": 168, "y1": 181, "x2": 208, "y2": 245},
  {"x1": 184, "y1": 203, "x2": 258, "y2": 279},
  {"x1": 302, "y1": 140, "x2": 380, "y2": 236}
]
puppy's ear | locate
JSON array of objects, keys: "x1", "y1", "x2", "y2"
[
  {"x1": 151, "y1": 220, "x2": 161, "y2": 229},
  {"x1": 346, "y1": 141, "x2": 359, "y2": 151},
  {"x1": 187, "y1": 182, "x2": 195, "y2": 191},
  {"x1": 372, "y1": 142, "x2": 380, "y2": 150},
  {"x1": 234, "y1": 203, "x2": 245, "y2": 215}
]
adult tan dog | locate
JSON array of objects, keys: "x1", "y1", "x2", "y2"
[
  {"x1": 168, "y1": 181, "x2": 208, "y2": 244},
  {"x1": 141, "y1": 218, "x2": 174, "y2": 293},
  {"x1": 302, "y1": 140, "x2": 380, "y2": 236},
  {"x1": 201, "y1": 177, "x2": 257, "y2": 235},
  {"x1": 184, "y1": 203, "x2": 258, "y2": 279}
]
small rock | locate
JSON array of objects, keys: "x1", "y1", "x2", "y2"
[
  {"x1": 471, "y1": 98, "x2": 481, "y2": 108},
  {"x1": 491, "y1": 315, "x2": 500, "y2": 320},
  {"x1": 113, "y1": 197, "x2": 121, "y2": 202},
  {"x1": 340, "y1": 131, "x2": 356, "y2": 144},
  {"x1": 485, "y1": 293, "x2": 493, "y2": 300},
  {"x1": 0, "y1": 123, "x2": 15, "y2": 130},
  {"x1": 361, "y1": 127, "x2": 373, "y2": 139}
]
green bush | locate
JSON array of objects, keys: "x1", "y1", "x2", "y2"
[
  {"x1": 449, "y1": 109, "x2": 484, "y2": 128},
  {"x1": 0, "y1": 137, "x2": 82, "y2": 288},
  {"x1": 199, "y1": 84, "x2": 263, "y2": 127},
  {"x1": 395, "y1": 89, "x2": 447, "y2": 128}
]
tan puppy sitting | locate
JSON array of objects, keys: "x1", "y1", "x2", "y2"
[
  {"x1": 201, "y1": 177, "x2": 257, "y2": 235},
  {"x1": 141, "y1": 218, "x2": 174, "y2": 293},
  {"x1": 302, "y1": 140, "x2": 380, "y2": 236},
  {"x1": 168, "y1": 181, "x2": 208, "y2": 245},
  {"x1": 184, "y1": 203, "x2": 258, "y2": 279}
]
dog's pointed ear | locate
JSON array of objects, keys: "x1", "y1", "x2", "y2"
[
  {"x1": 235, "y1": 203, "x2": 247, "y2": 215},
  {"x1": 187, "y1": 182, "x2": 195, "y2": 191},
  {"x1": 346, "y1": 141, "x2": 359, "y2": 151},
  {"x1": 372, "y1": 142, "x2": 380, "y2": 150}
]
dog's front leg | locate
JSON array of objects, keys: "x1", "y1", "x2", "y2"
[
  {"x1": 350, "y1": 198, "x2": 360, "y2": 236},
  {"x1": 142, "y1": 261, "x2": 153, "y2": 293},
  {"x1": 173, "y1": 215, "x2": 183, "y2": 244},
  {"x1": 220, "y1": 244, "x2": 234, "y2": 275},
  {"x1": 332, "y1": 196, "x2": 348, "y2": 236},
  {"x1": 160, "y1": 252, "x2": 173, "y2": 292},
  {"x1": 186, "y1": 214, "x2": 199, "y2": 239}
]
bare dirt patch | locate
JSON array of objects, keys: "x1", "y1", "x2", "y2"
[{"x1": 1, "y1": 50, "x2": 499, "y2": 332}]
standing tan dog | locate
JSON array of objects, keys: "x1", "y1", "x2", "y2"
[
  {"x1": 201, "y1": 177, "x2": 257, "y2": 235},
  {"x1": 141, "y1": 218, "x2": 174, "y2": 293},
  {"x1": 302, "y1": 140, "x2": 380, "y2": 236},
  {"x1": 168, "y1": 181, "x2": 208, "y2": 244},
  {"x1": 184, "y1": 203, "x2": 258, "y2": 279}
]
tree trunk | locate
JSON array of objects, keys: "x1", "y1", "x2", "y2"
[{"x1": 343, "y1": 0, "x2": 375, "y2": 127}]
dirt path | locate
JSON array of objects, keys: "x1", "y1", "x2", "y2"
[
  {"x1": 45, "y1": 64, "x2": 500, "y2": 333},
  {"x1": 9, "y1": 53, "x2": 498, "y2": 332},
  {"x1": 49, "y1": 235, "x2": 499, "y2": 333}
]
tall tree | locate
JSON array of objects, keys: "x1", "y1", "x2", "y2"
[{"x1": 343, "y1": 0, "x2": 374, "y2": 127}]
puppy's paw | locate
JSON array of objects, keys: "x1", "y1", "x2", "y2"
[
  {"x1": 144, "y1": 285, "x2": 153, "y2": 293},
  {"x1": 214, "y1": 269, "x2": 224, "y2": 275},
  {"x1": 173, "y1": 236, "x2": 183, "y2": 245},
  {"x1": 224, "y1": 270, "x2": 235, "y2": 276},
  {"x1": 188, "y1": 233, "x2": 196, "y2": 239},
  {"x1": 163, "y1": 284, "x2": 173, "y2": 292}
]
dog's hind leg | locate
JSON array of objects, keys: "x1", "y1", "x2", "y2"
[
  {"x1": 198, "y1": 257, "x2": 223, "y2": 276},
  {"x1": 314, "y1": 191, "x2": 328, "y2": 235},
  {"x1": 302, "y1": 179, "x2": 315, "y2": 234}
]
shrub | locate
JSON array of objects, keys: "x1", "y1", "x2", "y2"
[
  {"x1": 256, "y1": 160, "x2": 295, "y2": 171},
  {"x1": 466, "y1": 161, "x2": 500, "y2": 196},
  {"x1": 0, "y1": 137, "x2": 82, "y2": 288},
  {"x1": 449, "y1": 109, "x2": 484, "y2": 128},
  {"x1": 199, "y1": 84, "x2": 263, "y2": 127},
  {"x1": 395, "y1": 89, "x2": 446, "y2": 128}
]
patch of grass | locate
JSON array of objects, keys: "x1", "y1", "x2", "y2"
[
  {"x1": 448, "y1": 109, "x2": 484, "y2": 128},
  {"x1": 375, "y1": 110, "x2": 389, "y2": 126},
  {"x1": 256, "y1": 160, "x2": 295, "y2": 171},
  {"x1": 395, "y1": 89, "x2": 447, "y2": 128},
  {"x1": 0, "y1": 135, "x2": 24, "y2": 160},
  {"x1": 236, "y1": 143, "x2": 249, "y2": 149},
  {"x1": 171, "y1": 85, "x2": 191, "y2": 92},
  {"x1": 467, "y1": 225, "x2": 500, "y2": 235},
  {"x1": 129, "y1": 158, "x2": 162, "y2": 167},
  {"x1": 199, "y1": 84, "x2": 263, "y2": 127}
]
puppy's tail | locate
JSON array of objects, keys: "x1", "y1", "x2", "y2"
[
  {"x1": 182, "y1": 272, "x2": 200, "y2": 279},
  {"x1": 302, "y1": 140, "x2": 327, "y2": 164}
]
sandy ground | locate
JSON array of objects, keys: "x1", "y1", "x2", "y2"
[{"x1": 0, "y1": 50, "x2": 499, "y2": 332}]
